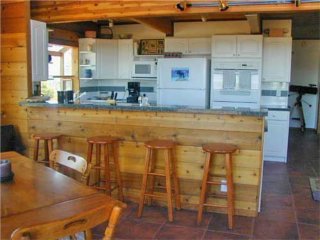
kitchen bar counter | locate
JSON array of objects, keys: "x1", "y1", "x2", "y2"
[
  {"x1": 21, "y1": 102, "x2": 265, "y2": 217},
  {"x1": 20, "y1": 101, "x2": 267, "y2": 117}
]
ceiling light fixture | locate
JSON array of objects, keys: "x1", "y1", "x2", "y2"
[
  {"x1": 219, "y1": 0, "x2": 229, "y2": 11},
  {"x1": 176, "y1": 1, "x2": 187, "y2": 11}
]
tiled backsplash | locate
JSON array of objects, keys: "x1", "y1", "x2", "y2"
[{"x1": 80, "y1": 79, "x2": 157, "y2": 103}]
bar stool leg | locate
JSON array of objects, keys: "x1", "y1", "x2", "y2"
[
  {"x1": 44, "y1": 139, "x2": 49, "y2": 165},
  {"x1": 96, "y1": 144, "x2": 101, "y2": 187},
  {"x1": 137, "y1": 148, "x2": 151, "y2": 218},
  {"x1": 225, "y1": 153, "x2": 234, "y2": 229},
  {"x1": 197, "y1": 152, "x2": 212, "y2": 225},
  {"x1": 33, "y1": 139, "x2": 39, "y2": 162},
  {"x1": 171, "y1": 149, "x2": 181, "y2": 210},
  {"x1": 164, "y1": 149, "x2": 174, "y2": 222},
  {"x1": 112, "y1": 142, "x2": 124, "y2": 201},
  {"x1": 104, "y1": 144, "x2": 111, "y2": 196},
  {"x1": 86, "y1": 143, "x2": 93, "y2": 185},
  {"x1": 147, "y1": 149, "x2": 155, "y2": 206},
  {"x1": 48, "y1": 139, "x2": 54, "y2": 168}
]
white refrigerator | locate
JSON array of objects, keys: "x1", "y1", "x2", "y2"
[{"x1": 157, "y1": 58, "x2": 210, "y2": 108}]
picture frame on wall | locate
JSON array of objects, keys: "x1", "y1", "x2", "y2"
[{"x1": 139, "y1": 39, "x2": 164, "y2": 55}]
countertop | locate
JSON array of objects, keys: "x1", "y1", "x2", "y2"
[{"x1": 20, "y1": 101, "x2": 267, "y2": 117}]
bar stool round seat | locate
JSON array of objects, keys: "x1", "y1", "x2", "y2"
[
  {"x1": 33, "y1": 133, "x2": 61, "y2": 167},
  {"x1": 138, "y1": 139, "x2": 181, "y2": 222},
  {"x1": 202, "y1": 143, "x2": 238, "y2": 154},
  {"x1": 87, "y1": 136, "x2": 122, "y2": 144},
  {"x1": 33, "y1": 133, "x2": 61, "y2": 140},
  {"x1": 86, "y1": 136, "x2": 123, "y2": 201},
  {"x1": 144, "y1": 139, "x2": 175, "y2": 149},
  {"x1": 197, "y1": 142, "x2": 239, "y2": 229}
]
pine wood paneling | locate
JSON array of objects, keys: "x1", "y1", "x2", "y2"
[
  {"x1": 25, "y1": 106, "x2": 264, "y2": 217},
  {"x1": 1, "y1": 1, "x2": 31, "y2": 152}
]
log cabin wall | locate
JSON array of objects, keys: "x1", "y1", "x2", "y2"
[
  {"x1": 26, "y1": 106, "x2": 265, "y2": 217},
  {"x1": 1, "y1": 1, "x2": 31, "y2": 153}
]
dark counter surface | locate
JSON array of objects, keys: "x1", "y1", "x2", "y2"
[{"x1": 20, "y1": 101, "x2": 268, "y2": 117}]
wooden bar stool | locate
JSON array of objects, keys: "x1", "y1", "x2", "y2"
[
  {"x1": 33, "y1": 133, "x2": 61, "y2": 167},
  {"x1": 137, "y1": 139, "x2": 181, "y2": 222},
  {"x1": 197, "y1": 143, "x2": 239, "y2": 229},
  {"x1": 86, "y1": 136, "x2": 123, "y2": 201}
]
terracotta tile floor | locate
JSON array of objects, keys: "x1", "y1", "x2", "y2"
[{"x1": 93, "y1": 129, "x2": 320, "y2": 239}]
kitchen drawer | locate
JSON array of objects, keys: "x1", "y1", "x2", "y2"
[{"x1": 267, "y1": 110, "x2": 290, "y2": 121}]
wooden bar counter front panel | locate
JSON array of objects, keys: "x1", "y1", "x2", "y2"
[{"x1": 26, "y1": 107, "x2": 264, "y2": 217}]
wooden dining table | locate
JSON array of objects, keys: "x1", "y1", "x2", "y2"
[{"x1": 1, "y1": 151, "x2": 125, "y2": 239}]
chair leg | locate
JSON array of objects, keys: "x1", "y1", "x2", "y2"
[
  {"x1": 104, "y1": 206, "x2": 122, "y2": 240},
  {"x1": 164, "y1": 149, "x2": 174, "y2": 222},
  {"x1": 197, "y1": 152, "x2": 212, "y2": 225},
  {"x1": 86, "y1": 143, "x2": 93, "y2": 186},
  {"x1": 112, "y1": 142, "x2": 124, "y2": 201},
  {"x1": 147, "y1": 149, "x2": 155, "y2": 206},
  {"x1": 225, "y1": 153, "x2": 234, "y2": 229},
  {"x1": 171, "y1": 149, "x2": 181, "y2": 210},
  {"x1": 104, "y1": 144, "x2": 111, "y2": 196},
  {"x1": 137, "y1": 148, "x2": 151, "y2": 218},
  {"x1": 33, "y1": 139, "x2": 39, "y2": 162}
]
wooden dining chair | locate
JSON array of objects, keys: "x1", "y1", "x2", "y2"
[
  {"x1": 11, "y1": 203, "x2": 123, "y2": 240},
  {"x1": 49, "y1": 150, "x2": 91, "y2": 184}
]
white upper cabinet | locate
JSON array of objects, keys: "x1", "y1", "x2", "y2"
[
  {"x1": 262, "y1": 37, "x2": 292, "y2": 82},
  {"x1": 81, "y1": 39, "x2": 133, "y2": 80},
  {"x1": 211, "y1": 35, "x2": 237, "y2": 57},
  {"x1": 31, "y1": 20, "x2": 48, "y2": 82},
  {"x1": 95, "y1": 39, "x2": 118, "y2": 79},
  {"x1": 118, "y1": 39, "x2": 133, "y2": 79},
  {"x1": 212, "y1": 35, "x2": 262, "y2": 58},
  {"x1": 165, "y1": 38, "x2": 211, "y2": 55}
]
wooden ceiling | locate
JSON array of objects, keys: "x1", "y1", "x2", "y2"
[
  {"x1": 31, "y1": 1, "x2": 319, "y2": 23},
  {"x1": 32, "y1": 1, "x2": 319, "y2": 40}
]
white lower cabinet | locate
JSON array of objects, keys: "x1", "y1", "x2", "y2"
[{"x1": 263, "y1": 110, "x2": 290, "y2": 162}]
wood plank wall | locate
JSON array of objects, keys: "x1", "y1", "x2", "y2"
[
  {"x1": 26, "y1": 107, "x2": 264, "y2": 217},
  {"x1": 1, "y1": 1, "x2": 31, "y2": 153}
]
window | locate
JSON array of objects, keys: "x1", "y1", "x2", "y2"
[{"x1": 41, "y1": 44, "x2": 78, "y2": 102}]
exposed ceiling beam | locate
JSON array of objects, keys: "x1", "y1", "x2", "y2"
[
  {"x1": 30, "y1": 1, "x2": 320, "y2": 23},
  {"x1": 132, "y1": 17, "x2": 173, "y2": 36},
  {"x1": 246, "y1": 14, "x2": 261, "y2": 34},
  {"x1": 48, "y1": 28, "x2": 81, "y2": 47}
]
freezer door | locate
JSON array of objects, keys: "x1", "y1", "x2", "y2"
[
  {"x1": 157, "y1": 89, "x2": 208, "y2": 108},
  {"x1": 158, "y1": 58, "x2": 208, "y2": 90}
]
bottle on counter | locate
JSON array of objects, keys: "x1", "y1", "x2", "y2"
[{"x1": 141, "y1": 94, "x2": 149, "y2": 106}]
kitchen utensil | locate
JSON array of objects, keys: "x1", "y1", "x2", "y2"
[
  {"x1": 110, "y1": 91, "x2": 114, "y2": 100},
  {"x1": 114, "y1": 92, "x2": 118, "y2": 100}
]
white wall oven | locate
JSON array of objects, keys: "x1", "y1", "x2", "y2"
[{"x1": 211, "y1": 58, "x2": 262, "y2": 109}]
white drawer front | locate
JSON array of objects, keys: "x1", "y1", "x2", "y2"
[{"x1": 267, "y1": 110, "x2": 290, "y2": 121}]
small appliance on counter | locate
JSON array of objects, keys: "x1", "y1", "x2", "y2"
[
  {"x1": 127, "y1": 82, "x2": 140, "y2": 103},
  {"x1": 57, "y1": 90, "x2": 74, "y2": 104}
]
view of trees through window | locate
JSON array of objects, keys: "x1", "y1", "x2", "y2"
[{"x1": 41, "y1": 44, "x2": 76, "y2": 102}]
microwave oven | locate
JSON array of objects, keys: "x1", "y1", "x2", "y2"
[{"x1": 132, "y1": 61, "x2": 157, "y2": 79}]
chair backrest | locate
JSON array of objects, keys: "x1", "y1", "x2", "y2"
[
  {"x1": 11, "y1": 204, "x2": 123, "y2": 240},
  {"x1": 49, "y1": 150, "x2": 90, "y2": 183}
]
